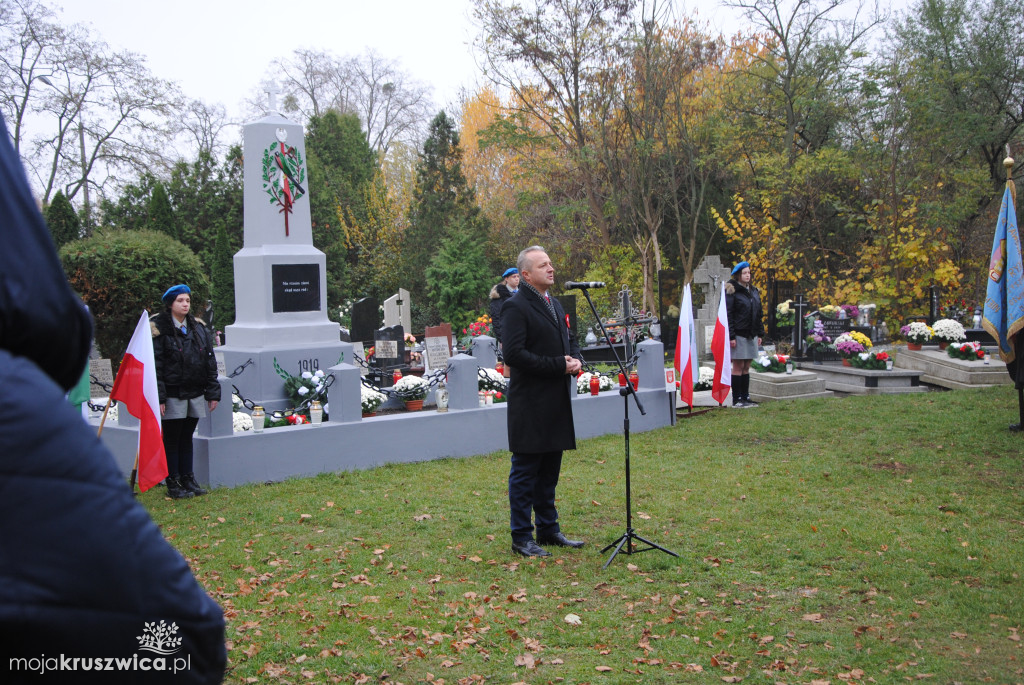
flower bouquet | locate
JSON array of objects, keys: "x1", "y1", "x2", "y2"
[
  {"x1": 947, "y1": 341, "x2": 985, "y2": 361},
  {"x1": 818, "y1": 304, "x2": 841, "y2": 319},
  {"x1": 850, "y1": 350, "x2": 890, "y2": 370},
  {"x1": 393, "y1": 375, "x2": 429, "y2": 401},
  {"x1": 805, "y1": 319, "x2": 834, "y2": 355},
  {"x1": 900, "y1": 322, "x2": 933, "y2": 347},
  {"x1": 480, "y1": 367, "x2": 509, "y2": 392},
  {"x1": 360, "y1": 385, "x2": 386, "y2": 414},
  {"x1": 834, "y1": 331, "x2": 872, "y2": 358},
  {"x1": 577, "y1": 371, "x2": 615, "y2": 394},
  {"x1": 753, "y1": 353, "x2": 790, "y2": 373},
  {"x1": 275, "y1": 360, "x2": 329, "y2": 408},
  {"x1": 775, "y1": 300, "x2": 795, "y2": 327},
  {"x1": 931, "y1": 318, "x2": 966, "y2": 344},
  {"x1": 694, "y1": 366, "x2": 715, "y2": 391},
  {"x1": 840, "y1": 304, "x2": 860, "y2": 320}
]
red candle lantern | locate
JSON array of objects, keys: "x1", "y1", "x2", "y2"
[
  {"x1": 393, "y1": 369, "x2": 403, "y2": 384},
  {"x1": 589, "y1": 375, "x2": 600, "y2": 396},
  {"x1": 618, "y1": 372, "x2": 626, "y2": 387},
  {"x1": 629, "y1": 371, "x2": 639, "y2": 390},
  {"x1": 496, "y1": 362, "x2": 504, "y2": 375}
]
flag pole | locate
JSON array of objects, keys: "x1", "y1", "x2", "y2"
[
  {"x1": 129, "y1": 449, "x2": 140, "y2": 493},
  {"x1": 1006, "y1": 153, "x2": 1023, "y2": 432},
  {"x1": 96, "y1": 396, "x2": 113, "y2": 438}
]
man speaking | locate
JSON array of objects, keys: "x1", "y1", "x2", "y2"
[{"x1": 500, "y1": 246, "x2": 586, "y2": 557}]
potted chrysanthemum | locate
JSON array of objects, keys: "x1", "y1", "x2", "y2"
[
  {"x1": 834, "y1": 331, "x2": 872, "y2": 365},
  {"x1": 360, "y1": 385, "x2": 386, "y2": 417},
  {"x1": 931, "y1": 318, "x2": 966, "y2": 349},
  {"x1": 393, "y1": 375, "x2": 429, "y2": 411},
  {"x1": 899, "y1": 322, "x2": 933, "y2": 350}
]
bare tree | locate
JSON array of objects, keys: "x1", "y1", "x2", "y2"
[
  {"x1": 261, "y1": 47, "x2": 433, "y2": 154},
  {"x1": 1, "y1": 0, "x2": 182, "y2": 226},
  {"x1": 179, "y1": 99, "x2": 232, "y2": 162}
]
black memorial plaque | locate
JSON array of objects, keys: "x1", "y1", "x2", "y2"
[
  {"x1": 272, "y1": 264, "x2": 320, "y2": 313},
  {"x1": 554, "y1": 294, "x2": 578, "y2": 340}
]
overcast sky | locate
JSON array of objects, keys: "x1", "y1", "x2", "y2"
[
  {"x1": 54, "y1": 0, "x2": 769, "y2": 122},
  {"x1": 57, "y1": 0, "x2": 485, "y2": 119}
]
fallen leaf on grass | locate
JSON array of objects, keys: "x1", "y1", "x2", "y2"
[
  {"x1": 564, "y1": 613, "x2": 582, "y2": 625},
  {"x1": 637, "y1": 512, "x2": 651, "y2": 519},
  {"x1": 514, "y1": 654, "x2": 536, "y2": 669},
  {"x1": 802, "y1": 613, "x2": 824, "y2": 622},
  {"x1": 596, "y1": 665, "x2": 612, "y2": 672},
  {"x1": 413, "y1": 513, "x2": 432, "y2": 521}
]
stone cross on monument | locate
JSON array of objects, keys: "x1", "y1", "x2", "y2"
[
  {"x1": 265, "y1": 83, "x2": 282, "y2": 115},
  {"x1": 217, "y1": 81, "x2": 344, "y2": 411}
]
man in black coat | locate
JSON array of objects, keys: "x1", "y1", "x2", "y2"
[{"x1": 500, "y1": 246, "x2": 586, "y2": 557}]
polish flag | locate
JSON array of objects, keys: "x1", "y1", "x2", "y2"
[
  {"x1": 710, "y1": 282, "x2": 732, "y2": 405},
  {"x1": 674, "y1": 284, "x2": 699, "y2": 408},
  {"x1": 110, "y1": 311, "x2": 166, "y2": 492}
]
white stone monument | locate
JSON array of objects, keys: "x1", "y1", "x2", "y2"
[
  {"x1": 383, "y1": 288, "x2": 412, "y2": 333},
  {"x1": 219, "y1": 84, "x2": 344, "y2": 410}
]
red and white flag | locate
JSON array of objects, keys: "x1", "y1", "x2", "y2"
[
  {"x1": 110, "y1": 311, "x2": 166, "y2": 492},
  {"x1": 710, "y1": 282, "x2": 732, "y2": 405},
  {"x1": 674, "y1": 284, "x2": 699, "y2": 408}
]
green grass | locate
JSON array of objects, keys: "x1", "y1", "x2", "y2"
[{"x1": 144, "y1": 385, "x2": 1024, "y2": 684}]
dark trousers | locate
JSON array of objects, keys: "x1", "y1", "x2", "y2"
[
  {"x1": 509, "y1": 451, "x2": 562, "y2": 542},
  {"x1": 162, "y1": 417, "x2": 199, "y2": 477}
]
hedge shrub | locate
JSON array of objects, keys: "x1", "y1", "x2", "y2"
[{"x1": 60, "y1": 229, "x2": 210, "y2": 366}]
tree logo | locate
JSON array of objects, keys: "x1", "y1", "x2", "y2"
[
  {"x1": 136, "y1": 620, "x2": 183, "y2": 655},
  {"x1": 262, "y1": 127, "x2": 306, "y2": 237}
]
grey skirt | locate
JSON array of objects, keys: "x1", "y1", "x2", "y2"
[
  {"x1": 163, "y1": 396, "x2": 208, "y2": 420},
  {"x1": 733, "y1": 335, "x2": 759, "y2": 361}
]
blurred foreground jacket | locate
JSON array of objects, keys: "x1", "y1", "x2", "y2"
[{"x1": 0, "y1": 112, "x2": 226, "y2": 683}]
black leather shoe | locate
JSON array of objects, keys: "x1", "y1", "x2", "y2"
[
  {"x1": 537, "y1": 532, "x2": 585, "y2": 548},
  {"x1": 165, "y1": 476, "x2": 194, "y2": 499},
  {"x1": 180, "y1": 473, "x2": 208, "y2": 496},
  {"x1": 511, "y1": 540, "x2": 551, "y2": 557}
]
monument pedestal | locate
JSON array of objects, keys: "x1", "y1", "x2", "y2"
[{"x1": 220, "y1": 343, "x2": 345, "y2": 413}]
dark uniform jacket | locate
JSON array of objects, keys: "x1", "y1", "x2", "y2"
[
  {"x1": 500, "y1": 285, "x2": 582, "y2": 454},
  {"x1": 488, "y1": 283, "x2": 514, "y2": 342},
  {"x1": 0, "y1": 112, "x2": 226, "y2": 683},
  {"x1": 725, "y1": 279, "x2": 765, "y2": 340},
  {"x1": 151, "y1": 311, "x2": 221, "y2": 404}
]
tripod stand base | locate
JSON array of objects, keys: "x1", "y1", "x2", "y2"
[{"x1": 600, "y1": 528, "x2": 679, "y2": 569}]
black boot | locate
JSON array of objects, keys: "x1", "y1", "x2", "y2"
[
  {"x1": 731, "y1": 375, "x2": 742, "y2": 406},
  {"x1": 180, "y1": 473, "x2": 208, "y2": 496},
  {"x1": 742, "y1": 375, "x2": 758, "y2": 407},
  {"x1": 166, "y1": 476, "x2": 194, "y2": 499}
]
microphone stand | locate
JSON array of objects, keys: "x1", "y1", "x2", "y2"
[{"x1": 576, "y1": 286, "x2": 679, "y2": 569}]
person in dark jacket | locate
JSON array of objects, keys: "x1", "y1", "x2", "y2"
[
  {"x1": 0, "y1": 111, "x2": 226, "y2": 683},
  {"x1": 152, "y1": 284, "x2": 220, "y2": 499},
  {"x1": 488, "y1": 267, "x2": 520, "y2": 343},
  {"x1": 500, "y1": 247, "x2": 585, "y2": 557},
  {"x1": 725, "y1": 261, "x2": 765, "y2": 408}
]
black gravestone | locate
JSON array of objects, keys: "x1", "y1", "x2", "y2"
[
  {"x1": 554, "y1": 294, "x2": 578, "y2": 340},
  {"x1": 657, "y1": 269, "x2": 684, "y2": 353},
  {"x1": 271, "y1": 264, "x2": 320, "y2": 313},
  {"x1": 350, "y1": 297, "x2": 380, "y2": 344},
  {"x1": 373, "y1": 325, "x2": 404, "y2": 382}
]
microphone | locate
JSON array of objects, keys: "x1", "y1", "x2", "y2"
[{"x1": 564, "y1": 281, "x2": 606, "y2": 289}]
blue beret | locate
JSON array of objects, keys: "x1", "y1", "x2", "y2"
[
  {"x1": 162, "y1": 284, "x2": 191, "y2": 305},
  {"x1": 502, "y1": 268, "x2": 518, "y2": 278},
  {"x1": 731, "y1": 261, "x2": 750, "y2": 276}
]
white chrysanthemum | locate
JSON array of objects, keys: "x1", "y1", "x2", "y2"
[
  {"x1": 297, "y1": 386, "x2": 309, "y2": 396},
  {"x1": 360, "y1": 386, "x2": 386, "y2": 412},
  {"x1": 932, "y1": 318, "x2": 966, "y2": 342},
  {"x1": 301, "y1": 371, "x2": 313, "y2": 379},
  {"x1": 232, "y1": 411, "x2": 253, "y2": 432},
  {"x1": 315, "y1": 369, "x2": 325, "y2": 378}
]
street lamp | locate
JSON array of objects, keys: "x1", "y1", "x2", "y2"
[{"x1": 37, "y1": 75, "x2": 91, "y2": 231}]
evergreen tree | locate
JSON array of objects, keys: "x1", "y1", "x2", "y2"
[
  {"x1": 44, "y1": 190, "x2": 81, "y2": 248},
  {"x1": 406, "y1": 110, "x2": 491, "y2": 327},
  {"x1": 425, "y1": 216, "x2": 493, "y2": 331},
  {"x1": 305, "y1": 110, "x2": 379, "y2": 312},
  {"x1": 212, "y1": 223, "x2": 235, "y2": 333},
  {"x1": 147, "y1": 180, "x2": 179, "y2": 241}
]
